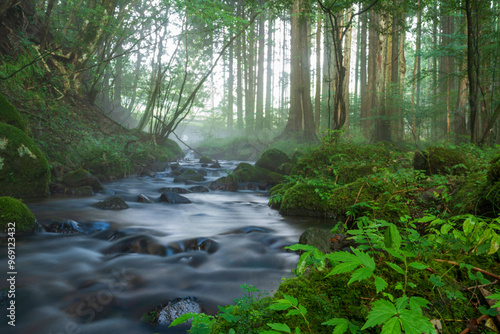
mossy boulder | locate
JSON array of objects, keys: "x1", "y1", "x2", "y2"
[
  {"x1": 63, "y1": 168, "x2": 103, "y2": 192},
  {"x1": 413, "y1": 146, "x2": 469, "y2": 175},
  {"x1": 0, "y1": 196, "x2": 36, "y2": 233},
  {"x1": 0, "y1": 94, "x2": 29, "y2": 134},
  {"x1": 255, "y1": 148, "x2": 290, "y2": 171},
  {"x1": 298, "y1": 227, "x2": 336, "y2": 254},
  {"x1": 173, "y1": 169, "x2": 205, "y2": 183},
  {"x1": 266, "y1": 171, "x2": 285, "y2": 185},
  {"x1": 0, "y1": 123, "x2": 50, "y2": 198},
  {"x1": 199, "y1": 156, "x2": 213, "y2": 164},
  {"x1": 280, "y1": 183, "x2": 333, "y2": 218},
  {"x1": 275, "y1": 162, "x2": 295, "y2": 175},
  {"x1": 231, "y1": 163, "x2": 271, "y2": 183}
]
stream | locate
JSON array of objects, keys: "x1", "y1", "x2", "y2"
[{"x1": 1, "y1": 157, "x2": 331, "y2": 334}]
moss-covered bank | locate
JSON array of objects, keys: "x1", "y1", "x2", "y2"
[{"x1": 0, "y1": 196, "x2": 36, "y2": 233}]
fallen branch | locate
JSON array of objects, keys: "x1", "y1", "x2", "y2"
[{"x1": 433, "y1": 259, "x2": 500, "y2": 281}]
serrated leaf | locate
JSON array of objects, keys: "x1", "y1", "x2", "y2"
[
  {"x1": 489, "y1": 235, "x2": 500, "y2": 255},
  {"x1": 267, "y1": 322, "x2": 291, "y2": 333},
  {"x1": 283, "y1": 294, "x2": 298, "y2": 306},
  {"x1": 322, "y1": 318, "x2": 350, "y2": 334},
  {"x1": 352, "y1": 248, "x2": 376, "y2": 270},
  {"x1": 286, "y1": 309, "x2": 300, "y2": 317},
  {"x1": 395, "y1": 296, "x2": 409, "y2": 312},
  {"x1": 374, "y1": 275, "x2": 388, "y2": 293},
  {"x1": 298, "y1": 304, "x2": 307, "y2": 315},
  {"x1": 348, "y1": 266, "x2": 374, "y2": 285},
  {"x1": 399, "y1": 309, "x2": 436, "y2": 334},
  {"x1": 285, "y1": 244, "x2": 320, "y2": 252},
  {"x1": 328, "y1": 261, "x2": 361, "y2": 276},
  {"x1": 381, "y1": 316, "x2": 401, "y2": 334},
  {"x1": 361, "y1": 300, "x2": 398, "y2": 329},
  {"x1": 408, "y1": 262, "x2": 428, "y2": 270},
  {"x1": 327, "y1": 251, "x2": 360, "y2": 264},
  {"x1": 384, "y1": 224, "x2": 401, "y2": 250},
  {"x1": 386, "y1": 262, "x2": 405, "y2": 275},
  {"x1": 386, "y1": 248, "x2": 405, "y2": 261},
  {"x1": 486, "y1": 293, "x2": 500, "y2": 308},
  {"x1": 409, "y1": 297, "x2": 430, "y2": 314}
]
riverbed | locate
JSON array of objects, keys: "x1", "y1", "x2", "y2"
[{"x1": 0, "y1": 158, "x2": 332, "y2": 334}]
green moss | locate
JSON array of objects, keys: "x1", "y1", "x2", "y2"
[
  {"x1": 255, "y1": 148, "x2": 290, "y2": 171},
  {"x1": 413, "y1": 146, "x2": 470, "y2": 175},
  {"x1": 174, "y1": 169, "x2": 205, "y2": 183},
  {"x1": 0, "y1": 196, "x2": 36, "y2": 233},
  {"x1": 231, "y1": 163, "x2": 271, "y2": 183},
  {"x1": 487, "y1": 155, "x2": 500, "y2": 183},
  {"x1": 280, "y1": 183, "x2": 333, "y2": 218},
  {"x1": 450, "y1": 173, "x2": 487, "y2": 215},
  {"x1": 0, "y1": 123, "x2": 50, "y2": 198},
  {"x1": 0, "y1": 94, "x2": 29, "y2": 134},
  {"x1": 199, "y1": 156, "x2": 213, "y2": 164},
  {"x1": 275, "y1": 162, "x2": 295, "y2": 175},
  {"x1": 266, "y1": 172, "x2": 285, "y2": 185}
]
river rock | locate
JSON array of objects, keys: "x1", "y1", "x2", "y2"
[
  {"x1": 255, "y1": 148, "x2": 290, "y2": 172},
  {"x1": 159, "y1": 191, "x2": 191, "y2": 204},
  {"x1": 0, "y1": 123, "x2": 50, "y2": 197},
  {"x1": 63, "y1": 168, "x2": 103, "y2": 192},
  {"x1": 173, "y1": 169, "x2": 205, "y2": 183},
  {"x1": 92, "y1": 196, "x2": 129, "y2": 210},
  {"x1": 157, "y1": 187, "x2": 191, "y2": 194},
  {"x1": 298, "y1": 227, "x2": 336, "y2": 254},
  {"x1": 103, "y1": 234, "x2": 166, "y2": 255},
  {"x1": 157, "y1": 296, "x2": 202, "y2": 326},
  {"x1": 166, "y1": 237, "x2": 219, "y2": 255},
  {"x1": 40, "y1": 219, "x2": 81, "y2": 233},
  {"x1": 209, "y1": 161, "x2": 221, "y2": 168},
  {"x1": 137, "y1": 194, "x2": 155, "y2": 203},
  {"x1": 64, "y1": 185, "x2": 94, "y2": 196},
  {"x1": 188, "y1": 185, "x2": 209, "y2": 193}
]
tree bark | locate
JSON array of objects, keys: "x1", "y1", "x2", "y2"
[
  {"x1": 360, "y1": 11, "x2": 369, "y2": 138},
  {"x1": 374, "y1": 13, "x2": 389, "y2": 142},
  {"x1": 314, "y1": 10, "x2": 322, "y2": 129},
  {"x1": 256, "y1": 2, "x2": 265, "y2": 131},
  {"x1": 265, "y1": 10, "x2": 274, "y2": 127}
]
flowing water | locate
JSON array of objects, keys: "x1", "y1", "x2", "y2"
[{"x1": 1, "y1": 158, "x2": 331, "y2": 334}]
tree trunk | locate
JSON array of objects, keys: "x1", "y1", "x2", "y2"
[
  {"x1": 343, "y1": 9, "x2": 353, "y2": 128},
  {"x1": 366, "y1": 9, "x2": 378, "y2": 140},
  {"x1": 256, "y1": 3, "x2": 265, "y2": 131},
  {"x1": 245, "y1": 13, "x2": 255, "y2": 135},
  {"x1": 360, "y1": 11, "x2": 368, "y2": 139},
  {"x1": 314, "y1": 10, "x2": 322, "y2": 129},
  {"x1": 411, "y1": 0, "x2": 422, "y2": 144},
  {"x1": 265, "y1": 10, "x2": 274, "y2": 127},
  {"x1": 228, "y1": 38, "x2": 234, "y2": 134},
  {"x1": 236, "y1": 1, "x2": 244, "y2": 130},
  {"x1": 465, "y1": 0, "x2": 480, "y2": 144},
  {"x1": 374, "y1": 13, "x2": 389, "y2": 142}
]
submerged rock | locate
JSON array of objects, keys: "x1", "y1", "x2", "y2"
[
  {"x1": 92, "y1": 196, "x2": 129, "y2": 210},
  {"x1": 174, "y1": 169, "x2": 206, "y2": 183},
  {"x1": 157, "y1": 187, "x2": 191, "y2": 194},
  {"x1": 64, "y1": 185, "x2": 94, "y2": 196},
  {"x1": 188, "y1": 185, "x2": 210, "y2": 193},
  {"x1": 104, "y1": 234, "x2": 166, "y2": 255},
  {"x1": 137, "y1": 194, "x2": 155, "y2": 203},
  {"x1": 159, "y1": 191, "x2": 191, "y2": 204}
]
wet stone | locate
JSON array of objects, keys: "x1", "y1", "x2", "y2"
[
  {"x1": 159, "y1": 191, "x2": 191, "y2": 204},
  {"x1": 137, "y1": 194, "x2": 155, "y2": 203},
  {"x1": 157, "y1": 187, "x2": 191, "y2": 194},
  {"x1": 188, "y1": 185, "x2": 210, "y2": 193},
  {"x1": 91, "y1": 196, "x2": 129, "y2": 210},
  {"x1": 157, "y1": 296, "x2": 202, "y2": 326}
]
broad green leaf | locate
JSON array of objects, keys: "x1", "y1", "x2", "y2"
[
  {"x1": 374, "y1": 275, "x2": 388, "y2": 293},
  {"x1": 362, "y1": 300, "x2": 398, "y2": 329},
  {"x1": 348, "y1": 266, "x2": 374, "y2": 285},
  {"x1": 267, "y1": 323, "x2": 291, "y2": 333},
  {"x1": 395, "y1": 296, "x2": 409, "y2": 312},
  {"x1": 408, "y1": 262, "x2": 428, "y2": 270},
  {"x1": 352, "y1": 248, "x2": 376, "y2": 270},
  {"x1": 463, "y1": 216, "x2": 476, "y2": 236},
  {"x1": 327, "y1": 251, "x2": 360, "y2": 264},
  {"x1": 381, "y1": 316, "x2": 401, "y2": 334},
  {"x1": 399, "y1": 309, "x2": 436, "y2": 334},
  {"x1": 229, "y1": 329, "x2": 235, "y2": 334},
  {"x1": 283, "y1": 294, "x2": 298, "y2": 307},
  {"x1": 298, "y1": 304, "x2": 307, "y2": 315},
  {"x1": 440, "y1": 223, "x2": 453, "y2": 235},
  {"x1": 322, "y1": 318, "x2": 350, "y2": 334},
  {"x1": 384, "y1": 224, "x2": 401, "y2": 250},
  {"x1": 418, "y1": 215, "x2": 437, "y2": 223},
  {"x1": 386, "y1": 248, "x2": 405, "y2": 261},
  {"x1": 286, "y1": 309, "x2": 300, "y2": 317},
  {"x1": 386, "y1": 262, "x2": 405, "y2": 275},
  {"x1": 285, "y1": 243, "x2": 321, "y2": 252},
  {"x1": 409, "y1": 297, "x2": 430, "y2": 314},
  {"x1": 328, "y1": 261, "x2": 360, "y2": 276},
  {"x1": 489, "y1": 234, "x2": 500, "y2": 255}
]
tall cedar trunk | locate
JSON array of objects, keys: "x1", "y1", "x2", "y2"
[
  {"x1": 374, "y1": 14, "x2": 389, "y2": 142},
  {"x1": 265, "y1": 11, "x2": 274, "y2": 127},
  {"x1": 360, "y1": 11, "x2": 368, "y2": 138},
  {"x1": 411, "y1": 0, "x2": 421, "y2": 144},
  {"x1": 314, "y1": 10, "x2": 322, "y2": 128},
  {"x1": 236, "y1": 1, "x2": 244, "y2": 129},
  {"x1": 432, "y1": 10, "x2": 438, "y2": 140},
  {"x1": 354, "y1": 14, "x2": 361, "y2": 107},
  {"x1": 322, "y1": 14, "x2": 333, "y2": 129},
  {"x1": 465, "y1": 0, "x2": 479, "y2": 143},
  {"x1": 256, "y1": 3, "x2": 265, "y2": 131},
  {"x1": 366, "y1": 9, "x2": 378, "y2": 141},
  {"x1": 343, "y1": 9, "x2": 353, "y2": 128},
  {"x1": 280, "y1": 18, "x2": 288, "y2": 120},
  {"x1": 280, "y1": 0, "x2": 315, "y2": 140},
  {"x1": 397, "y1": 11, "x2": 406, "y2": 142},
  {"x1": 454, "y1": 62, "x2": 468, "y2": 143},
  {"x1": 228, "y1": 40, "x2": 234, "y2": 134},
  {"x1": 389, "y1": 9, "x2": 402, "y2": 142}
]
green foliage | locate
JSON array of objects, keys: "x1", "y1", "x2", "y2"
[
  {"x1": 0, "y1": 93, "x2": 29, "y2": 134},
  {"x1": 0, "y1": 196, "x2": 36, "y2": 233}
]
